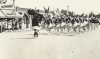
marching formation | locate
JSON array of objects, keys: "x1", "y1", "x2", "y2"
[{"x1": 38, "y1": 12, "x2": 100, "y2": 33}]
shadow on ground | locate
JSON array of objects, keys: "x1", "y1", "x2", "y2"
[{"x1": 15, "y1": 38, "x2": 34, "y2": 39}]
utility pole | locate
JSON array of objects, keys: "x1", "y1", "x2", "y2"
[
  {"x1": 29, "y1": 15, "x2": 32, "y2": 30},
  {"x1": 67, "y1": 5, "x2": 70, "y2": 15}
]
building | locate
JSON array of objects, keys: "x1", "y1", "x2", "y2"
[{"x1": 0, "y1": 0, "x2": 32, "y2": 32}]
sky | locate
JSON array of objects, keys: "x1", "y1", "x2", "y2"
[{"x1": 13, "y1": 0, "x2": 100, "y2": 14}]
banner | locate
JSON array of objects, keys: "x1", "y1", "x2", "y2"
[
  {"x1": 0, "y1": 0, "x2": 16, "y2": 16},
  {"x1": 0, "y1": 0, "x2": 7, "y2": 4},
  {"x1": 0, "y1": 0, "x2": 14, "y2": 9}
]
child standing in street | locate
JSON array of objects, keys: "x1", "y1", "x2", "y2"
[{"x1": 34, "y1": 29, "x2": 39, "y2": 38}]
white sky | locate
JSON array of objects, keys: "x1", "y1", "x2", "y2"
[{"x1": 15, "y1": 0, "x2": 100, "y2": 14}]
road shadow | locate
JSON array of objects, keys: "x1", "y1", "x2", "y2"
[
  {"x1": 15, "y1": 38, "x2": 34, "y2": 39},
  {"x1": 49, "y1": 32, "x2": 80, "y2": 36},
  {"x1": 21, "y1": 32, "x2": 82, "y2": 38},
  {"x1": 25, "y1": 33, "x2": 49, "y2": 36}
]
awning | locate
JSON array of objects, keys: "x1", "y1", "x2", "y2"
[{"x1": 0, "y1": 11, "x2": 23, "y2": 18}]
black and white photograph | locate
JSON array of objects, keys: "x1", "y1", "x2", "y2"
[{"x1": 0, "y1": 0, "x2": 100, "y2": 59}]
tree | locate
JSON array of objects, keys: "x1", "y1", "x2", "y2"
[
  {"x1": 43, "y1": 7, "x2": 50, "y2": 13},
  {"x1": 96, "y1": 13, "x2": 100, "y2": 18},
  {"x1": 61, "y1": 9, "x2": 67, "y2": 15},
  {"x1": 89, "y1": 12, "x2": 95, "y2": 17},
  {"x1": 27, "y1": 9, "x2": 36, "y2": 15},
  {"x1": 68, "y1": 11, "x2": 74, "y2": 16},
  {"x1": 51, "y1": 11, "x2": 55, "y2": 16}
]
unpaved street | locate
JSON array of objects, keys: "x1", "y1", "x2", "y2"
[{"x1": 0, "y1": 30, "x2": 100, "y2": 59}]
